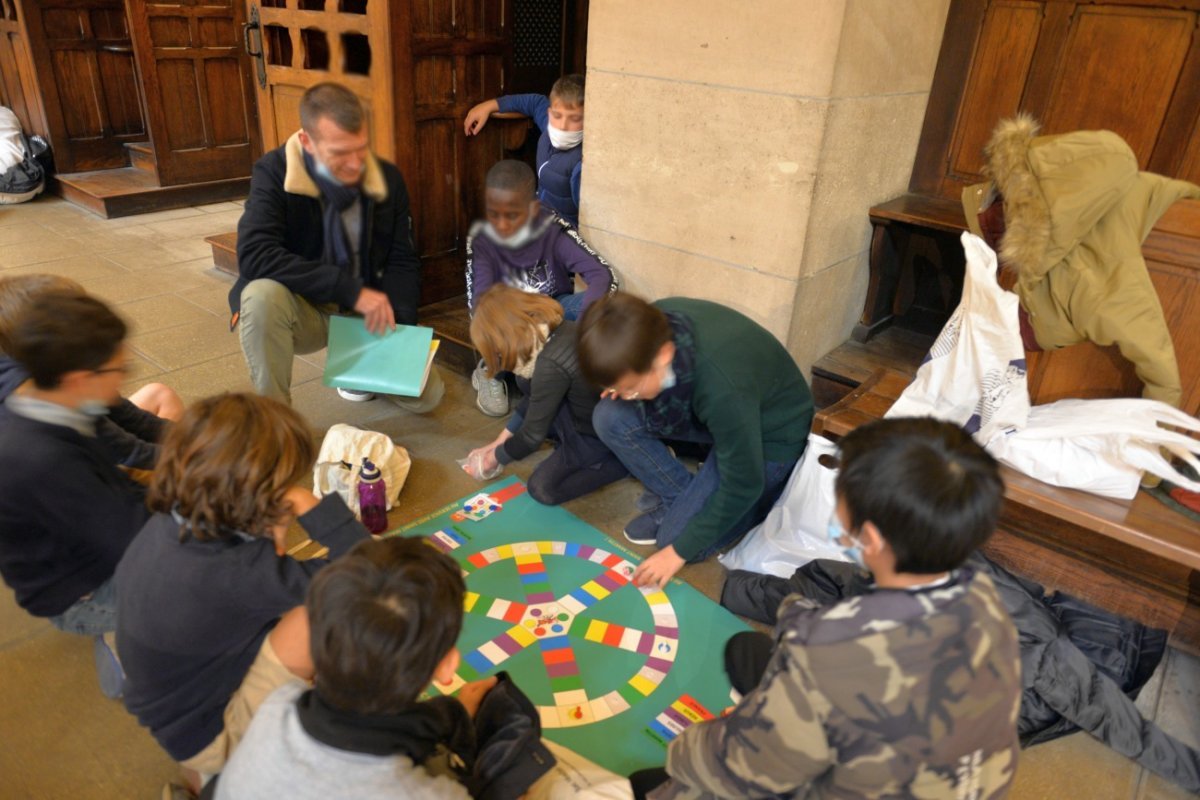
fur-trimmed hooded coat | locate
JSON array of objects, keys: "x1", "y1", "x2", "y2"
[{"x1": 962, "y1": 116, "x2": 1200, "y2": 407}]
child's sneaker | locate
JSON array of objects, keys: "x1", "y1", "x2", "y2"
[
  {"x1": 472, "y1": 360, "x2": 508, "y2": 417},
  {"x1": 94, "y1": 633, "x2": 125, "y2": 699},
  {"x1": 623, "y1": 510, "x2": 663, "y2": 546},
  {"x1": 337, "y1": 388, "x2": 376, "y2": 402}
]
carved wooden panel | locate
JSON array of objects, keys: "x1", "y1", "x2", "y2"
[
  {"x1": 127, "y1": 0, "x2": 259, "y2": 185},
  {"x1": 248, "y1": 0, "x2": 392, "y2": 160},
  {"x1": 1040, "y1": 5, "x2": 1193, "y2": 167},
  {"x1": 946, "y1": 0, "x2": 1042, "y2": 182},
  {"x1": 394, "y1": 0, "x2": 512, "y2": 304},
  {"x1": 18, "y1": 0, "x2": 145, "y2": 172},
  {"x1": 914, "y1": 0, "x2": 1200, "y2": 201},
  {"x1": 0, "y1": 0, "x2": 46, "y2": 138}
]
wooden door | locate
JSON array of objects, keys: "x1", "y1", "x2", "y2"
[
  {"x1": 393, "y1": 1, "x2": 513, "y2": 305},
  {"x1": 17, "y1": 0, "x2": 145, "y2": 172},
  {"x1": 242, "y1": 0, "x2": 392, "y2": 158},
  {"x1": 126, "y1": 0, "x2": 259, "y2": 185}
]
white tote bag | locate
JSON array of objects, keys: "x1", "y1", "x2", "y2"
[
  {"x1": 312, "y1": 424, "x2": 411, "y2": 515},
  {"x1": 886, "y1": 233, "x2": 1030, "y2": 446},
  {"x1": 718, "y1": 433, "x2": 849, "y2": 577},
  {"x1": 986, "y1": 398, "x2": 1200, "y2": 499}
]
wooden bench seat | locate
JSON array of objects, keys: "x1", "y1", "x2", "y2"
[{"x1": 815, "y1": 368, "x2": 1200, "y2": 654}]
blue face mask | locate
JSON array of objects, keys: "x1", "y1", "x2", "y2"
[
  {"x1": 827, "y1": 515, "x2": 865, "y2": 568},
  {"x1": 659, "y1": 362, "x2": 677, "y2": 391}
]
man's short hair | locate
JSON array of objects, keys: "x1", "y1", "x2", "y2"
[
  {"x1": 485, "y1": 159, "x2": 536, "y2": 201},
  {"x1": 307, "y1": 537, "x2": 466, "y2": 714},
  {"x1": 576, "y1": 292, "x2": 673, "y2": 388},
  {"x1": 9, "y1": 291, "x2": 126, "y2": 389},
  {"x1": 0, "y1": 274, "x2": 83, "y2": 355},
  {"x1": 550, "y1": 73, "x2": 585, "y2": 107},
  {"x1": 836, "y1": 417, "x2": 1004, "y2": 574},
  {"x1": 300, "y1": 82, "x2": 365, "y2": 136}
]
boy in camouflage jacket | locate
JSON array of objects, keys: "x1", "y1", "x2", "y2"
[{"x1": 643, "y1": 417, "x2": 1022, "y2": 800}]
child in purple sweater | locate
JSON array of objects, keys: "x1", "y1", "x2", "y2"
[{"x1": 465, "y1": 159, "x2": 617, "y2": 416}]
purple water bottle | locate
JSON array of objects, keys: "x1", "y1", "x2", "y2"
[{"x1": 357, "y1": 457, "x2": 388, "y2": 534}]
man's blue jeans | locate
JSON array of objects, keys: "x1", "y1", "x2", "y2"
[
  {"x1": 48, "y1": 576, "x2": 117, "y2": 636},
  {"x1": 592, "y1": 399, "x2": 797, "y2": 561}
]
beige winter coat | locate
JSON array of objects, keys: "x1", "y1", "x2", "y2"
[{"x1": 962, "y1": 116, "x2": 1200, "y2": 407}]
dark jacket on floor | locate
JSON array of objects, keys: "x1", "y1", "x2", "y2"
[
  {"x1": 721, "y1": 556, "x2": 1200, "y2": 793},
  {"x1": 231, "y1": 131, "x2": 421, "y2": 323},
  {"x1": 116, "y1": 494, "x2": 368, "y2": 761},
  {"x1": 0, "y1": 400, "x2": 150, "y2": 616}
]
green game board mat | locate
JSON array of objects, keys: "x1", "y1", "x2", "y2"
[{"x1": 394, "y1": 476, "x2": 750, "y2": 775}]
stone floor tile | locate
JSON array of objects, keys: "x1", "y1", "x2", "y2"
[
  {"x1": 0, "y1": 235, "x2": 92, "y2": 268},
  {"x1": 138, "y1": 210, "x2": 243, "y2": 242},
  {"x1": 0, "y1": 586, "x2": 48, "y2": 650},
  {"x1": 118, "y1": 292, "x2": 217, "y2": 336},
  {"x1": 81, "y1": 265, "x2": 211, "y2": 304},
  {"x1": 177, "y1": 281, "x2": 237, "y2": 316},
  {"x1": 1, "y1": 253, "x2": 131, "y2": 282},
  {"x1": 1011, "y1": 731, "x2": 1141, "y2": 799},
  {"x1": 194, "y1": 201, "x2": 245, "y2": 214},
  {"x1": 0, "y1": 627, "x2": 177, "y2": 799},
  {"x1": 1137, "y1": 772, "x2": 1199, "y2": 800},
  {"x1": 101, "y1": 240, "x2": 198, "y2": 271},
  {"x1": 0, "y1": 222, "x2": 55, "y2": 246},
  {"x1": 127, "y1": 314, "x2": 242, "y2": 370},
  {"x1": 137, "y1": 351, "x2": 321, "y2": 405},
  {"x1": 1154, "y1": 648, "x2": 1200, "y2": 749}
]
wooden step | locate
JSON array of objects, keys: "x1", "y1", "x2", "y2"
[
  {"x1": 810, "y1": 326, "x2": 932, "y2": 409},
  {"x1": 124, "y1": 141, "x2": 157, "y2": 179},
  {"x1": 206, "y1": 231, "x2": 238, "y2": 277},
  {"x1": 54, "y1": 168, "x2": 249, "y2": 219}
]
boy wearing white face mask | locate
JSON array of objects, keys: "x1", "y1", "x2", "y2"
[
  {"x1": 465, "y1": 159, "x2": 617, "y2": 416},
  {"x1": 464, "y1": 74, "x2": 586, "y2": 226}
]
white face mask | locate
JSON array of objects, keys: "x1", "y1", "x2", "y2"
[
  {"x1": 78, "y1": 399, "x2": 111, "y2": 417},
  {"x1": 484, "y1": 215, "x2": 538, "y2": 250},
  {"x1": 547, "y1": 124, "x2": 583, "y2": 150},
  {"x1": 659, "y1": 362, "x2": 676, "y2": 391},
  {"x1": 312, "y1": 156, "x2": 347, "y2": 186}
]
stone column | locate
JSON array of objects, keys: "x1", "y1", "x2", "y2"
[{"x1": 580, "y1": 0, "x2": 950, "y2": 373}]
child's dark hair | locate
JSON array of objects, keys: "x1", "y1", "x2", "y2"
[
  {"x1": 576, "y1": 291, "x2": 672, "y2": 388},
  {"x1": 9, "y1": 291, "x2": 126, "y2": 389},
  {"x1": 486, "y1": 159, "x2": 536, "y2": 201},
  {"x1": 307, "y1": 537, "x2": 466, "y2": 714},
  {"x1": 148, "y1": 393, "x2": 315, "y2": 541},
  {"x1": 550, "y1": 73, "x2": 585, "y2": 107},
  {"x1": 836, "y1": 417, "x2": 1003, "y2": 573}
]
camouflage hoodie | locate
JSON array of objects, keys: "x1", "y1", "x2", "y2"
[{"x1": 652, "y1": 568, "x2": 1021, "y2": 800}]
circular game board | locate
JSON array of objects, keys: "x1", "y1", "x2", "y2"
[{"x1": 433, "y1": 540, "x2": 680, "y2": 729}]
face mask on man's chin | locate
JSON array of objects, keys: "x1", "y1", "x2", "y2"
[
  {"x1": 312, "y1": 157, "x2": 345, "y2": 186},
  {"x1": 547, "y1": 124, "x2": 583, "y2": 150}
]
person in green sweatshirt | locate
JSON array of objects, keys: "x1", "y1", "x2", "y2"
[{"x1": 578, "y1": 292, "x2": 813, "y2": 588}]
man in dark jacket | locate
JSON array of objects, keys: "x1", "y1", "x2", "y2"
[{"x1": 233, "y1": 81, "x2": 442, "y2": 408}]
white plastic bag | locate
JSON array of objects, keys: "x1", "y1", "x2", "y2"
[
  {"x1": 718, "y1": 433, "x2": 849, "y2": 577},
  {"x1": 886, "y1": 233, "x2": 1029, "y2": 446},
  {"x1": 986, "y1": 398, "x2": 1200, "y2": 499},
  {"x1": 313, "y1": 424, "x2": 411, "y2": 515},
  {"x1": 525, "y1": 739, "x2": 634, "y2": 800}
]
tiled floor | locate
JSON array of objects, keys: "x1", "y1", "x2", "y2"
[{"x1": 0, "y1": 195, "x2": 1197, "y2": 798}]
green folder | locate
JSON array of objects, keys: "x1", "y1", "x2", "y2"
[{"x1": 323, "y1": 316, "x2": 439, "y2": 397}]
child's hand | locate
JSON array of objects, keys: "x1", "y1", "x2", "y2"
[
  {"x1": 464, "y1": 99, "x2": 499, "y2": 136},
  {"x1": 270, "y1": 487, "x2": 321, "y2": 555},
  {"x1": 633, "y1": 545, "x2": 686, "y2": 590},
  {"x1": 457, "y1": 676, "x2": 499, "y2": 717}
]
